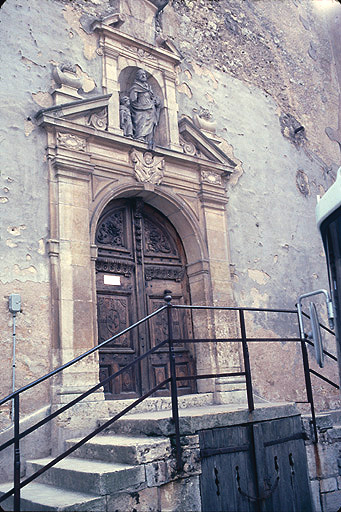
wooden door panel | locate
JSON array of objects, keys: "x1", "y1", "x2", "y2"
[
  {"x1": 99, "y1": 352, "x2": 139, "y2": 398},
  {"x1": 147, "y1": 294, "x2": 195, "y2": 395},
  {"x1": 97, "y1": 294, "x2": 134, "y2": 349},
  {"x1": 96, "y1": 199, "x2": 196, "y2": 399},
  {"x1": 147, "y1": 295, "x2": 187, "y2": 346},
  {"x1": 199, "y1": 418, "x2": 312, "y2": 512}
]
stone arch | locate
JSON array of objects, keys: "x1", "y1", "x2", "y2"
[
  {"x1": 118, "y1": 66, "x2": 167, "y2": 147},
  {"x1": 91, "y1": 186, "x2": 219, "y2": 393},
  {"x1": 91, "y1": 183, "x2": 208, "y2": 268}
]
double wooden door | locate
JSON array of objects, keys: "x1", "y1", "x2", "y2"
[
  {"x1": 199, "y1": 416, "x2": 312, "y2": 512},
  {"x1": 95, "y1": 198, "x2": 196, "y2": 399}
]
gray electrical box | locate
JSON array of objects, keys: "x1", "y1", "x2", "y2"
[{"x1": 9, "y1": 294, "x2": 21, "y2": 313}]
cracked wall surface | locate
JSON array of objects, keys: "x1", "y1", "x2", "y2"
[{"x1": 0, "y1": 0, "x2": 340, "y2": 424}]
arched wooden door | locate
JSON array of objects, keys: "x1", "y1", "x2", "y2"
[{"x1": 95, "y1": 198, "x2": 196, "y2": 399}]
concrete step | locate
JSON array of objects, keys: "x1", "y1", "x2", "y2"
[
  {"x1": 26, "y1": 456, "x2": 146, "y2": 495},
  {"x1": 0, "y1": 481, "x2": 105, "y2": 512},
  {"x1": 98, "y1": 402, "x2": 298, "y2": 437},
  {"x1": 65, "y1": 434, "x2": 171, "y2": 465}
]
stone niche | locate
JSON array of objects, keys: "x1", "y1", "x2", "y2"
[
  {"x1": 118, "y1": 66, "x2": 167, "y2": 148},
  {"x1": 92, "y1": 15, "x2": 182, "y2": 151},
  {"x1": 35, "y1": 8, "x2": 241, "y2": 405}
]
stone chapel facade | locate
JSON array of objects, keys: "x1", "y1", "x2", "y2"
[{"x1": 0, "y1": 0, "x2": 340, "y2": 428}]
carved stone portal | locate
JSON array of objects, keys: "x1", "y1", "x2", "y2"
[{"x1": 130, "y1": 149, "x2": 165, "y2": 185}]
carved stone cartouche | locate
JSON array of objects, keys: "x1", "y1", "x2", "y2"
[{"x1": 130, "y1": 149, "x2": 164, "y2": 185}]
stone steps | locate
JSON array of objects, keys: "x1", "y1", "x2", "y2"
[
  {"x1": 25, "y1": 456, "x2": 145, "y2": 496},
  {"x1": 0, "y1": 402, "x2": 297, "y2": 511},
  {"x1": 0, "y1": 481, "x2": 105, "y2": 512},
  {"x1": 65, "y1": 434, "x2": 172, "y2": 464},
  {"x1": 98, "y1": 402, "x2": 296, "y2": 436}
]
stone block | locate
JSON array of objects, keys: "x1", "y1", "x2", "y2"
[
  {"x1": 315, "y1": 414, "x2": 333, "y2": 432},
  {"x1": 159, "y1": 476, "x2": 201, "y2": 512},
  {"x1": 107, "y1": 486, "x2": 159, "y2": 512},
  {"x1": 309, "y1": 479, "x2": 322, "y2": 512},
  {"x1": 182, "y1": 444, "x2": 201, "y2": 476},
  {"x1": 145, "y1": 460, "x2": 175, "y2": 487},
  {"x1": 306, "y1": 443, "x2": 339, "y2": 479},
  {"x1": 327, "y1": 425, "x2": 341, "y2": 443},
  {"x1": 320, "y1": 477, "x2": 337, "y2": 493},
  {"x1": 321, "y1": 489, "x2": 341, "y2": 512}
]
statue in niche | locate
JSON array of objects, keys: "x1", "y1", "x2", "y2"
[
  {"x1": 119, "y1": 96, "x2": 133, "y2": 137},
  {"x1": 128, "y1": 69, "x2": 161, "y2": 149}
]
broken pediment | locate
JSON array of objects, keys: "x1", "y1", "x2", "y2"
[
  {"x1": 178, "y1": 117, "x2": 237, "y2": 169},
  {"x1": 35, "y1": 94, "x2": 111, "y2": 131}
]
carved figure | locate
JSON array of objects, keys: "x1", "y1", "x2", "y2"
[
  {"x1": 129, "y1": 69, "x2": 161, "y2": 149},
  {"x1": 130, "y1": 149, "x2": 164, "y2": 185},
  {"x1": 119, "y1": 96, "x2": 133, "y2": 137}
]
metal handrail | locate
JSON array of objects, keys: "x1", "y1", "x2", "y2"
[
  {"x1": 0, "y1": 305, "x2": 167, "y2": 407},
  {"x1": 0, "y1": 298, "x2": 339, "y2": 511}
]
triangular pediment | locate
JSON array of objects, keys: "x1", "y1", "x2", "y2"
[
  {"x1": 178, "y1": 117, "x2": 237, "y2": 169},
  {"x1": 35, "y1": 94, "x2": 111, "y2": 129}
]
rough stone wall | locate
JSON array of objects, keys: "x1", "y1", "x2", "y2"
[
  {"x1": 302, "y1": 411, "x2": 341, "y2": 512},
  {"x1": 0, "y1": 0, "x2": 340, "y2": 425}
]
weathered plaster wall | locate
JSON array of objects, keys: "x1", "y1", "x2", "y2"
[
  {"x1": 161, "y1": 0, "x2": 340, "y2": 410},
  {"x1": 0, "y1": 0, "x2": 103, "y2": 427}
]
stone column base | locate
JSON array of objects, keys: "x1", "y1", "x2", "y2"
[{"x1": 214, "y1": 375, "x2": 247, "y2": 405}]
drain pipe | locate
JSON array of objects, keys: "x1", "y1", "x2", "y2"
[{"x1": 9, "y1": 294, "x2": 21, "y2": 421}]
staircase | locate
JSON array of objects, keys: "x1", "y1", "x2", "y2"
[{"x1": 0, "y1": 401, "x2": 298, "y2": 512}]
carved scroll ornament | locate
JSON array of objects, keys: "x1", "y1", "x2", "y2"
[{"x1": 87, "y1": 108, "x2": 108, "y2": 130}]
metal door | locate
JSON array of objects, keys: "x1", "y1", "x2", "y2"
[
  {"x1": 199, "y1": 416, "x2": 312, "y2": 512},
  {"x1": 95, "y1": 198, "x2": 195, "y2": 398}
]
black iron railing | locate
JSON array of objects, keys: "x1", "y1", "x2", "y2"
[{"x1": 0, "y1": 292, "x2": 339, "y2": 511}]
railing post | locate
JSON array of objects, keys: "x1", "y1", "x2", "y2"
[
  {"x1": 296, "y1": 308, "x2": 318, "y2": 443},
  {"x1": 13, "y1": 393, "x2": 21, "y2": 512},
  {"x1": 239, "y1": 309, "x2": 254, "y2": 412},
  {"x1": 164, "y1": 290, "x2": 182, "y2": 472}
]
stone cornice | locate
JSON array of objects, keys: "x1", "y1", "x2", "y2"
[
  {"x1": 35, "y1": 94, "x2": 112, "y2": 121},
  {"x1": 37, "y1": 113, "x2": 232, "y2": 176},
  {"x1": 92, "y1": 24, "x2": 181, "y2": 66}
]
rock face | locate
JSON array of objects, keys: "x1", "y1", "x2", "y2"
[{"x1": 0, "y1": 0, "x2": 340, "y2": 471}]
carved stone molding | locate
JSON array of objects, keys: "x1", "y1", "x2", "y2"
[
  {"x1": 122, "y1": 45, "x2": 157, "y2": 61},
  {"x1": 57, "y1": 132, "x2": 86, "y2": 152},
  {"x1": 96, "y1": 259, "x2": 134, "y2": 276},
  {"x1": 47, "y1": 239, "x2": 59, "y2": 258},
  {"x1": 179, "y1": 136, "x2": 200, "y2": 157},
  {"x1": 201, "y1": 170, "x2": 222, "y2": 185},
  {"x1": 145, "y1": 265, "x2": 185, "y2": 282},
  {"x1": 130, "y1": 149, "x2": 165, "y2": 185},
  {"x1": 87, "y1": 109, "x2": 108, "y2": 130},
  {"x1": 90, "y1": 244, "x2": 98, "y2": 262}
]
